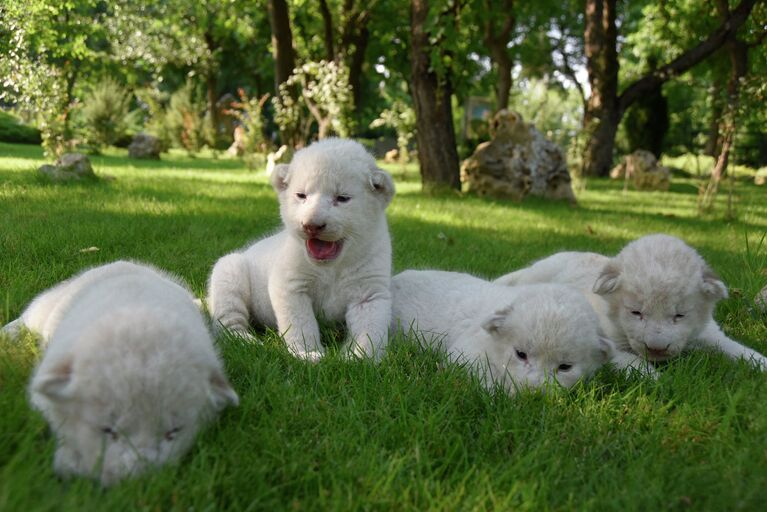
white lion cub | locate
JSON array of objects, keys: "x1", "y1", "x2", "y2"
[
  {"x1": 208, "y1": 138, "x2": 395, "y2": 361},
  {"x1": 1, "y1": 261, "x2": 239, "y2": 486},
  {"x1": 495, "y1": 234, "x2": 767, "y2": 369},
  {"x1": 391, "y1": 270, "x2": 617, "y2": 394}
]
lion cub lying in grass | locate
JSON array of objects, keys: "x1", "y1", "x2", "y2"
[
  {"x1": 496, "y1": 233, "x2": 767, "y2": 369},
  {"x1": 2, "y1": 261, "x2": 239, "y2": 486},
  {"x1": 208, "y1": 138, "x2": 395, "y2": 361},
  {"x1": 391, "y1": 270, "x2": 623, "y2": 394}
]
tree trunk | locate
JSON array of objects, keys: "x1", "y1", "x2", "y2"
[
  {"x1": 267, "y1": 0, "x2": 296, "y2": 90},
  {"x1": 318, "y1": 0, "x2": 335, "y2": 62},
  {"x1": 704, "y1": 78, "x2": 723, "y2": 156},
  {"x1": 482, "y1": 0, "x2": 515, "y2": 112},
  {"x1": 267, "y1": 0, "x2": 297, "y2": 145},
  {"x1": 581, "y1": 0, "x2": 758, "y2": 177},
  {"x1": 338, "y1": 3, "x2": 372, "y2": 115},
  {"x1": 410, "y1": 0, "x2": 461, "y2": 193},
  {"x1": 345, "y1": 24, "x2": 370, "y2": 114},
  {"x1": 582, "y1": 0, "x2": 619, "y2": 177}
]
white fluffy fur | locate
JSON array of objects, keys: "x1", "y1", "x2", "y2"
[
  {"x1": 1, "y1": 261, "x2": 239, "y2": 486},
  {"x1": 496, "y1": 234, "x2": 767, "y2": 369},
  {"x1": 391, "y1": 270, "x2": 615, "y2": 394},
  {"x1": 208, "y1": 138, "x2": 395, "y2": 360}
]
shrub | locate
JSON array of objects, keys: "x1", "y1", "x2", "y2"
[
  {"x1": 165, "y1": 81, "x2": 206, "y2": 153},
  {"x1": 0, "y1": 110, "x2": 41, "y2": 144},
  {"x1": 80, "y1": 79, "x2": 132, "y2": 150}
]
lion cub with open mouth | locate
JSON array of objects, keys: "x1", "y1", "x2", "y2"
[
  {"x1": 208, "y1": 138, "x2": 395, "y2": 360},
  {"x1": 496, "y1": 234, "x2": 767, "y2": 369}
]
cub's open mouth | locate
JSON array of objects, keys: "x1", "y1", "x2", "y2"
[{"x1": 306, "y1": 238, "x2": 343, "y2": 261}]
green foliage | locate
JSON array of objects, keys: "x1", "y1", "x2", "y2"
[
  {"x1": 273, "y1": 60, "x2": 354, "y2": 144},
  {"x1": 224, "y1": 88, "x2": 270, "y2": 169},
  {"x1": 370, "y1": 100, "x2": 416, "y2": 163},
  {"x1": 509, "y1": 78, "x2": 583, "y2": 148},
  {"x1": 79, "y1": 79, "x2": 133, "y2": 149},
  {"x1": 0, "y1": 111, "x2": 41, "y2": 144},
  {"x1": 165, "y1": 81, "x2": 207, "y2": 154}
]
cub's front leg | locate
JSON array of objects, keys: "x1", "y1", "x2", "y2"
[
  {"x1": 344, "y1": 288, "x2": 392, "y2": 360},
  {"x1": 696, "y1": 320, "x2": 767, "y2": 371},
  {"x1": 269, "y1": 280, "x2": 324, "y2": 361},
  {"x1": 208, "y1": 253, "x2": 255, "y2": 339}
]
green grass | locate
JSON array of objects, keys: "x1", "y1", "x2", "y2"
[{"x1": 1, "y1": 142, "x2": 766, "y2": 510}]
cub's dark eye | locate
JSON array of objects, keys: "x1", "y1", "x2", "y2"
[
  {"x1": 164, "y1": 427, "x2": 182, "y2": 441},
  {"x1": 630, "y1": 310, "x2": 643, "y2": 317},
  {"x1": 336, "y1": 195, "x2": 351, "y2": 203},
  {"x1": 101, "y1": 427, "x2": 118, "y2": 440},
  {"x1": 515, "y1": 349, "x2": 527, "y2": 361},
  {"x1": 558, "y1": 363, "x2": 573, "y2": 372},
  {"x1": 296, "y1": 192, "x2": 307, "y2": 200},
  {"x1": 674, "y1": 314, "x2": 685, "y2": 320}
]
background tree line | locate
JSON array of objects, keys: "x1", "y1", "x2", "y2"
[{"x1": 1, "y1": 0, "x2": 765, "y2": 192}]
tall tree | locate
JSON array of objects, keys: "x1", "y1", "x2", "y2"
[
  {"x1": 701, "y1": 0, "x2": 766, "y2": 205},
  {"x1": 582, "y1": 0, "x2": 760, "y2": 176},
  {"x1": 480, "y1": 0, "x2": 516, "y2": 112},
  {"x1": 267, "y1": 0, "x2": 298, "y2": 145},
  {"x1": 267, "y1": 0, "x2": 296, "y2": 91},
  {"x1": 410, "y1": 0, "x2": 461, "y2": 193}
]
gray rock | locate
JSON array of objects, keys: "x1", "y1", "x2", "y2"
[
  {"x1": 460, "y1": 110, "x2": 575, "y2": 202},
  {"x1": 128, "y1": 133, "x2": 162, "y2": 159},
  {"x1": 38, "y1": 153, "x2": 97, "y2": 182},
  {"x1": 756, "y1": 284, "x2": 767, "y2": 311},
  {"x1": 610, "y1": 149, "x2": 671, "y2": 191}
]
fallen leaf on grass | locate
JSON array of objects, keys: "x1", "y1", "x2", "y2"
[{"x1": 79, "y1": 246, "x2": 99, "y2": 253}]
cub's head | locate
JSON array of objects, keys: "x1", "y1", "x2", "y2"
[
  {"x1": 480, "y1": 284, "x2": 613, "y2": 393},
  {"x1": 271, "y1": 138, "x2": 395, "y2": 264},
  {"x1": 30, "y1": 314, "x2": 238, "y2": 486},
  {"x1": 593, "y1": 234, "x2": 728, "y2": 360}
]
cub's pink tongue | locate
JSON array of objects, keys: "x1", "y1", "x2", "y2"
[{"x1": 306, "y1": 238, "x2": 341, "y2": 260}]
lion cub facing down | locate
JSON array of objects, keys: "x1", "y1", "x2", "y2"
[
  {"x1": 208, "y1": 138, "x2": 396, "y2": 360},
  {"x1": 1, "y1": 261, "x2": 239, "y2": 486},
  {"x1": 391, "y1": 270, "x2": 616, "y2": 394},
  {"x1": 495, "y1": 234, "x2": 767, "y2": 369}
]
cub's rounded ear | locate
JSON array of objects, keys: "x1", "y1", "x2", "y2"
[
  {"x1": 593, "y1": 262, "x2": 621, "y2": 295},
  {"x1": 270, "y1": 163, "x2": 291, "y2": 193},
  {"x1": 31, "y1": 357, "x2": 74, "y2": 402},
  {"x1": 208, "y1": 369, "x2": 239, "y2": 411},
  {"x1": 369, "y1": 167, "x2": 395, "y2": 206},
  {"x1": 597, "y1": 336, "x2": 616, "y2": 363},
  {"x1": 481, "y1": 304, "x2": 513, "y2": 335},
  {"x1": 701, "y1": 265, "x2": 728, "y2": 300}
]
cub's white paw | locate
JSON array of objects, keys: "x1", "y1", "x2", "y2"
[
  {"x1": 229, "y1": 329, "x2": 260, "y2": 344},
  {"x1": 291, "y1": 348, "x2": 325, "y2": 363}
]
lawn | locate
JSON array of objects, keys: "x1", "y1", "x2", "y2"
[{"x1": 1, "y1": 141, "x2": 766, "y2": 511}]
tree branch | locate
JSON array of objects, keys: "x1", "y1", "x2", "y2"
[{"x1": 618, "y1": 0, "x2": 759, "y2": 116}]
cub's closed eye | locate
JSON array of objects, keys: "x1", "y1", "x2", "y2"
[
  {"x1": 558, "y1": 364, "x2": 572, "y2": 371},
  {"x1": 165, "y1": 427, "x2": 182, "y2": 441},
  {"x1": 674, "y1": 314, "x2": 685, "y2": 319},
  {"x1": 336, "y1": 195, "x2": 351, "y2": 203},
  {"x1": 296, "y1": 192, "x2": 307, "y2": 200},
  {"x1": 630, "y1": 310, "x2": 643, "y2": 317},
  {"x1": 101, "y1": 427, "x2": 118, "y2": 440},
  {"x1": 515, "y1": 349, "x2": 527, "y2": 361}
]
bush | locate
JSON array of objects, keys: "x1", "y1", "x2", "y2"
[
  {"x1": 165, "y1": 81, "x2": 207, "y2": 153},
  {"x1": 0, "y1": 111, "x2": 41, "y2": 144},
  {"x1": 80, "y1": 79, "x2": 132, "y2": 149}
]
